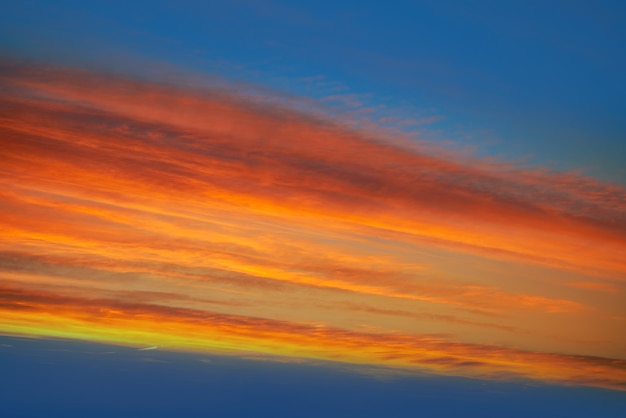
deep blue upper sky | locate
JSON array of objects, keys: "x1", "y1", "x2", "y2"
[{"x1": 1, "y1": 0, "x2": 625, "y2": 182}]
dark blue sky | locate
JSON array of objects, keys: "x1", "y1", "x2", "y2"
[{"x1": 2, "y1": 336, "x2": 626, "y2": 418}]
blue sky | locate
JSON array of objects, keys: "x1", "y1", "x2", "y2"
[{"x1": 3, "y1": 336, "x2": 626, "y2": 418}]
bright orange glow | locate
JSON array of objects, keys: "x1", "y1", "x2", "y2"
[
  {"x1": 1, "y1": 286, "x2": 625, "y2": 391},
  {"x1": 1, "y1": 61, "x2": 625, "y2": 391}
]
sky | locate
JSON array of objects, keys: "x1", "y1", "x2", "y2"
[{"x1": 1, "y1": 1, "x2": 625, "y2": 417}]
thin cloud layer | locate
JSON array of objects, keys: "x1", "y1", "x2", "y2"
[
  {"x1": 1, "y1": 60, "x2": 625, "y2": 390},
  {"x1": 1, "y1": 285, "x2": 625, "y2": 391}
]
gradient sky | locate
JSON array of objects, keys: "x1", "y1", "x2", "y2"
[{"x1": 1, "y1": 1, "x2": 626, "y2": 417}]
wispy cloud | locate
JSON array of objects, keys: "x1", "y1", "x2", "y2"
[
  {"x1": 1, "y1": 286, "x2": 625, "y2": 391},
  {"x1": 1, "y1": 60, "x2": 625, "y2": 389},
  {"x1": 567, "y1": 281, "x2": 621, "y2": 294},
  {"x1": 2, "y1": 61, "x2": 624, "y2": 278}
]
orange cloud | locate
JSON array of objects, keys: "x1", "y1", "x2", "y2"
[
  {"x1": 1, "y1": 61, "x2": 624, "y2": 280},
  {"x1": 568, "y1": 281, "x2": 621, "y2": 294},
  {"x1": 0, "y1": 286, "x2": 624, "y2": 391},
  {"x1": 1, "y1": 60, "x2": 625, "y2": 389}
]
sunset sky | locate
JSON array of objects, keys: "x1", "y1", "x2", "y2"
[{"x1": 1, "y1": 1, "x2": 625, "y2": 417}]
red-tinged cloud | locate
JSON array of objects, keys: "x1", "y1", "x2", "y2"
[
  {"x1": 0, "y1": 286, "x2": 625, "y2": 391},
  {"x1": 1, "y1": 61, "x2": 624, "y2": 280},
  {"x1": 568, "y1": 281, "x2": 621, "y2": 293},
  {"x1": 1, "y1": 60, "x2": 625, "y2": 387}
]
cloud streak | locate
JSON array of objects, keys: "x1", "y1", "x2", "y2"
[
  {"x1": 2, "y1": 61, "x2": 624, "y2": 279},
  {"x1": 0, "y1": 286, "x2": 625, "y2": 391},
  {"x1": 1, "y1": 60, "x2": 625, "y2": 389}
]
